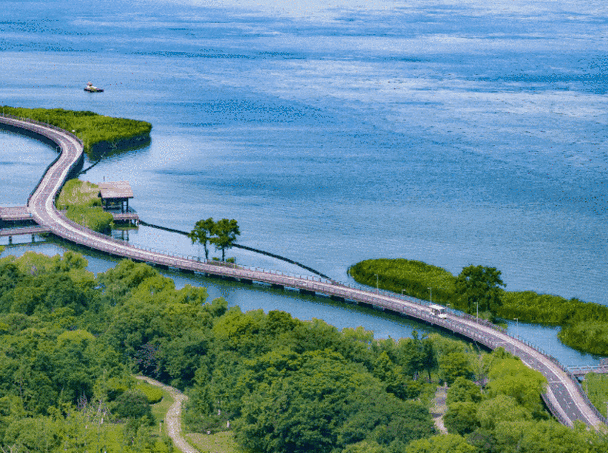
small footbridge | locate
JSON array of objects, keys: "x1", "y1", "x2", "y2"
[
  {"x1": 0, "y1": 206, "x2": 50, "y2": 241},
  {"x1": 0, "y1": 114, "x2": 605, "y2": 429},
  {"x1": 569, "y1": 359, "x2": 608, "y2": 378}
]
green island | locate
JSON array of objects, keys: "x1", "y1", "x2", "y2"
[
  {"x1": 1, "y1": 249, "x2": 608, "y2": 452},
  {"x1": 349, "y1": 258, "x2": 608, "y2": 356},
  {"x1": 56, "y1": 179, "x2": 114, "y2": 233},
  {"x1": 0, "y1": 106, "x2": 152, "y2": 159}
]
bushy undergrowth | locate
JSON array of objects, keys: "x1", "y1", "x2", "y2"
[
  {"x1": 1, "y1": 105, "x2": 151, "y2": 158},
  {"x1": 56, "y1": 179, "x2": 101, "y2": 209}
]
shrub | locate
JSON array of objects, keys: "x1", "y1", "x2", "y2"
[
  {"x1": 135, "y1": 381, "x2": 164, "y2": 404},
  {"x1": 111, "y1": 389, "x2": 154, "y2": 423}
]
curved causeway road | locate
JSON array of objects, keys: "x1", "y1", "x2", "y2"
[{"x1": 1, "y1": 115, "x2": 604, "y2": 429}]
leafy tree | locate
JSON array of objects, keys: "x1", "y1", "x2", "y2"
[
  {"x1": 3, "y1": 416, "x2": 61, "y2": 452},
  {"x1": 465, "y1": 428, "x2": 497, "y2": 453},
  {"x1": 447, "y1": 377, "x2": 482, "y2": 405},
  {"x1": 157, "y1": 329, "x2": 209, "y2": 388},
  {"x1": 188, "y1": 217, "x2": 215, "y2": 261},
  {"x1": 235, "y1": 349, "x2": 435, "y2": 453},
  {"x1": 477, "y1": 395, "x2": 532, "y2": 430},
  {"x1": 52, "y1": 330, "x2": 98, "y2": 405},
  {"x1": 371, "y1": 352, "x2": 421, "y2": 400},
  {"x1": 444, "y1": 402, "x2": 480, "y2": 435},
  {"x1": 396, "y1": 330, "x2": 438, "y2": 380},
  {"x1": 439, "y1": 352, "x2": 474, "y2": 385},
  {"x1": 95, "y1": 260, "x2": 159, "y2": 305},
  {"x1": 341, "y1": 440, "x2": 386, "y2": 453},
  {"x1": 421, "y1": 337, "x2": 438, "y2": 380},
  {"x1": 454, "y1": 265, "x2": 505, "y2": 315},
  {"x1": 210, "y1": 218, "x2": 240, "y2": 261},
  {"x1": 492, "y1": 419, "x2": 606, "y2": 453},
  {"x1": 486, "y1": 357, "x2": 547, "y2": 416}
]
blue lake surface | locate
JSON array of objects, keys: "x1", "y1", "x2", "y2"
[{"x1": 1, "y1": 0, "x2": 606, "y2": 365}]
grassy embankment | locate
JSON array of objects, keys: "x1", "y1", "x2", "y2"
[
  {"x1": 56, "y1": 179, "x2": 114, "y2": 233},
  {"x1": 583, "y1": 373, "x2": 608, "y2": 418},
  {"x1": 348, "y1": 259, "x2": 608, "y2": 356},
  {"x1": 1, "y1": 105, "x2": 152, "y2": 159}
]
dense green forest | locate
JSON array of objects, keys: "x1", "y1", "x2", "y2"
[
  {"x1": 1, "y1": 106, "x2": 152, "y2": 159},
  {"x1": 349, "y1": 259, "x2": 608, "y2": 356},
  {"x1": 1, "y1": 249, "x2": 608, "y2": 452}
]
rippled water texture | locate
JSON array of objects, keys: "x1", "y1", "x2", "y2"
[{"x1": 1, "y1": 1, "x2": 606, "y2": 304}]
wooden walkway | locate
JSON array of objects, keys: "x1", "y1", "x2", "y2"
[
  {"x1": 569, "y1": 360, "x2": 608, "y2": 377},
  {"x1": 110, "y1": 211, "x2": 139, "y2": 222},
  {"x1": 0, "y1": 225, "x2": 51, "y2": 237},
  {"x1": 0, "y1": 114, "x2": 605, "y2": 429},
  {"x1": 0, "y1": 206, "x2": 32, "y2": 222}
]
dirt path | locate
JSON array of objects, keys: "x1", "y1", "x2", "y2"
[
  {"x1": 430, "y1": 384, "x2": 448, "y2": 434},
  {"x1": 135, "y1": 376, "x2": 199, "y2": 453}
]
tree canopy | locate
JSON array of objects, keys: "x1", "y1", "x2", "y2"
[
  {"x1": 187, "y1": 217, "x2": 215, "y2": 261},
  {"x1": 188, "y1": 217, "x2": 240, "y2": 261},
  {"x1": 454, "y1": 265, "x2": 505, "y2": 315},
  {"x1": 1, "y1": 250, "x2": 607, "y2": 453}
]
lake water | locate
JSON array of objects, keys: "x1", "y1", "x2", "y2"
[{"x1": 1, "y1": 0, "x2": 606, "y2": 366}]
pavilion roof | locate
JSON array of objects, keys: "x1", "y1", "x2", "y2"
[{"x1": 98, "y1": 181, "x2": 134, "y2": 200}]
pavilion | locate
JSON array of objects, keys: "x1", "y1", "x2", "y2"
[{"x1": 98, "y1": 181, "x2": 134, "y2": 213}]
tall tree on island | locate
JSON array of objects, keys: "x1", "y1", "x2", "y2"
[
  {"x1": 454, "y1": 265, "x2": 505, "y2": 316},
  {"x1": 211, "y1": 218, "x2": 240, "y2": 261},
  {"x1": 188, "y1": 217, "x2": 215, "y2": 261}
]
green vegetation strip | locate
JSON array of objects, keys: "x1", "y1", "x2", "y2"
[
  {"x1": 56, "y1": 179, "x2": 113, "y2": 233},
  {"x1": 349, "y1": 258, "x2": 608, "y2": 355},
  {"x1": 349, "y1": 259, "x2": 456, "y2": 304},
  {"x1": 1, "y1": 105, "x2": 151, "y2": 159}
]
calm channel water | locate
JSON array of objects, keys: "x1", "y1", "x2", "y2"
[{"x1": 1, "y1": 0, "x2": 606, "y2": 366}]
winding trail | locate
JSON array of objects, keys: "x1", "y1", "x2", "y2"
[
  {"x1": 430, "y1": 385, "x2": 448, "y2": 434},
  {"x1": 1, "y1": 114, "x2": 605, "y2": 429},
  {"x1": 135, "y1": 376, "x2": 199, "y2": 453}
]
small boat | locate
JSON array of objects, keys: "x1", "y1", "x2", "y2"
[{"x1": 84, "y1": 82, "x2": 104, "y2": 93}]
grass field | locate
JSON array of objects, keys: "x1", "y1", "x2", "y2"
[
  {"x1": 56, "y1": 179, "x2": 101, "y2": 209},
  {"x1": 186, "y1": 431, "x2": 242, "y2": 453}
]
